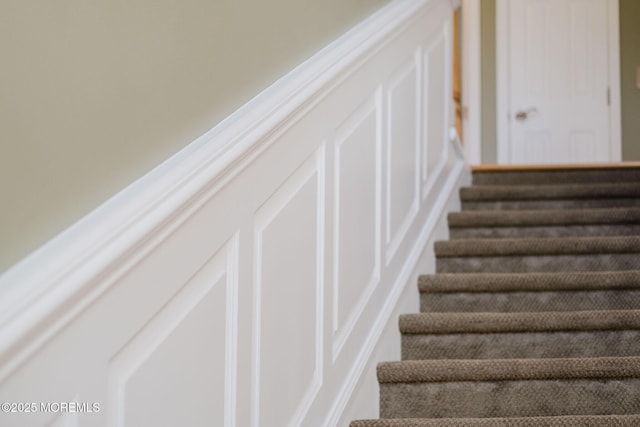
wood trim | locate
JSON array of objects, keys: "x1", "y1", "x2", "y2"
[
  {"x1": 452, "y1": 9, "x2": 463, "y2": 141},
  {"x1": 471, "y1": 162, "x2": 640, "y2": 172}
]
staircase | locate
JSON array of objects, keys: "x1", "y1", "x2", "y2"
[{"x1": 351, "y1": 165, "x2": 640, "y2": 426}]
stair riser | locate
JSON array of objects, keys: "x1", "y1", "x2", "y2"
[
  {"x1": 380, "y1": 379, "x2": 640, "y2": 418},
  {"x1": 450, "y1": 225, "x2": 640, "y2": 239},
  {"x1": 436, "y1": 254, "x2": 640, "y2": 273},
  {"x1": 462, "y1": 199, "x2": 640, "y2": 211},
  {"x1": 402, "y1": 330, "x2": 640, "y2": 360},
  {"x1": 358, "y1": 165, "x2": 640, "y2": 427},
  {"x1": 472, "y1": 169, "x2": 640, "y2": 186},
  {"x1": 351, "y1": 415, "x2": 640, "y2": 427},
  {"x1": 420, "y1": 290, "x2": 640, "y2": 313}
]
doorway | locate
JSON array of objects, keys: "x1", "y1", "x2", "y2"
[{"x1": 495, "y1": 0, "x2": 621, "y2": 164}]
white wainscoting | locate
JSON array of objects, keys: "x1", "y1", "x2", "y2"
[{"x1": 0, "y1": 0, "x2": 465, "y2": 426}]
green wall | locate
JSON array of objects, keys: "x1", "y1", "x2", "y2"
[
  {"x1": 620, "y1": 0, "x2": 640, "y2": 161},
  {"x1": 0, "y1": 0, "x2": 389, "y2": 274},
  {"x1": 480, "y1": 0, "x2": 497, "y2": 164},
  {"x1": 479, "y1": 0, "x2": 640, "y2": 164}
]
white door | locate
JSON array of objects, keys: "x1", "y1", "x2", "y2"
[{"x1": 506, "y1": 0, "x2": 612, "y2": 164}]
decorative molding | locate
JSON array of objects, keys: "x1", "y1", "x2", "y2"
[
  {"x1": 323, "y1": 139, "x2": 466, "y2": 427},
  {"x1": 385, "y1": 50, "x2": 421, "y2": 265},
  {"x1": 291, "y1": 145, "x2": 326, "y2": 427},
  {"x1": 420, "y1": 38, "x2": 433, "y2": 187},
  {"x1": 461, "y1": 0, "x2": 482, "y2": 165},
  {"x1": 107, "y1": 235, "x2": 239, "y2": 427},
  {"x1": 0, "y1": 2, "x2": 461, "y2": 427},
  {"x1": 332, "y1": 91, "x2": 382, "y2": 362},
  {"x1": 252, "y1": 148, "x2": 325, "y2": 426},
  {"x1": 47, "y1": 410, "x2": 78, "y2": 427},
  {"x1": 0, "y1": 0, "x2": 431, "y2": 376},
  {"x1": 422, "y1": 27, "x2": 452, "y2": 200},
  {"x1": 225, "y1": 235, "x2": 240, "y2": 427}
]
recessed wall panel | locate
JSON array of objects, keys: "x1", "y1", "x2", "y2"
[
  {"x1": 386, "y1": 56, "x2": 420, "y2": 263},
  {"x1": 423, "y1": 34, "x2": 448, "y2": 196},
  {"x1": 47, "y1": 412, "x2": 78, "y2": 427},
  {"x1": 332, "y1": 93, "x2": 381, "y2": 360},
  {"x1": 108, "y1": 238, "x2": 238, "y2": 427},
  {"x1": 253, "y1": 150, "x2": 324, "y2": 426}
]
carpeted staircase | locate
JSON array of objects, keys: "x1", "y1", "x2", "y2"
[{"x1": 351, "y1": 165, "x2": 640, "y2": 426}]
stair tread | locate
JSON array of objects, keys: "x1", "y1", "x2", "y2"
[
  {"x1": 471, "y1": 164, "x2": 640, "y2": 187},
  {"x1": 472, "y1": 162, "x2": 640, "y2": 172},
  {"x1": 377, "y1": 356, "x2": 640, "y2": 383},
  {"x1": 351, "y1": 414, "x2": 640, "y2": 427},
  {"x1": 358, "y1": 166, "x2": 640, "y2": 425},
  {"x1": 460, "y1": 183, "x2": 640, "y2": 201},
  {"x1": 448, "y1": 207, "x2": 640, "y2": 228},
  {"x1": 399, "y1": 310, "x2": 640, "y2": 334},
  {"x1": 418, "y1": 271, "x2": 640, "y2": 293},
  {"x1": 434, "y1": 236, "x2": 640, "y2": 258}
]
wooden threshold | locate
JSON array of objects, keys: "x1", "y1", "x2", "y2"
[{"x1": 472, "y1": 162, "x2": 640, "y2": 172}]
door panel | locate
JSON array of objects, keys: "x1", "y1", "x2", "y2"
[{"x1": 508, "y1": 0, "x2": 610, "y2": 164}]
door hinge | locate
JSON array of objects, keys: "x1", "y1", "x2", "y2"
[{"x1": 607, "y1": 87, "x2": 611, "y2": 106}]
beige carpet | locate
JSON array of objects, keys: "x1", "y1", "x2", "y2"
[{"x1": 351, "y1": 166, "x2": 640, "y2": 427}]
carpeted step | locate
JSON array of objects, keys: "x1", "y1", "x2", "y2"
[
  {"x1": 472, "y1": 166, "x2": 640, "y2": 186},
  {"x1": 400, "y1": 310, "x2": 640, "y2": 360},
  {"x1": 460, "y1": 183, "x2": 640, "y2": 211},
  {"x1": 378, "y1": 357, "x2": 640, "y2": 419},
  {"x1": 435, "y1": 236, "x2": 640, "y2": 273},
  {"x1": 351, "y1": 165, "x2": 640, "y2": 427},
  {"x1": 448, "y1": 208, "x2": 640, "y2": 239},
  {"x1": 418, "y1": 271, "x2": 640, "y2": 312},
  {"x1": 351, "y1": 414, "x2": 640, "y2": 427}
]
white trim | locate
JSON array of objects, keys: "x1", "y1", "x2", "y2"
[
  {"x1": 106, "y1": 236, "x2": 238, "y2": 427},
  {"x1": 251, "y1": 150, "x2": 324, "y2": 427},
  {"x1": 225, "y1": 234, "x2": 240, "y2": 427},
  {"x1": 608, "y1": 0, "x2": 622, "y2": 161},
  {"x1": 496, "y1": 0, "x2": 622, "y2": 164},
  {"x1": 461, "y1": 0, "x2": 482, "y2": 164},
  {"x1": 0, "y1": 2, "x2": 460, "y2": 425},
  {"x1": 385, "y1": 54, "x2": 421, "y2": 265},
  {"x1": 0, "y1": 0, "x2": 431, "y2": 369},
  {"x1": 331, "y1": 91, "x2": 382, "y2": 362},
  {"x1": 496, "y1": 0, "x2": 510, "y2": 164},
  {"x1": 322, "y1": 138, "x2": 466, "y2": 427}
]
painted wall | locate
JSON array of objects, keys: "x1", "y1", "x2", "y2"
[
  {"x1": 620, "y1": 0, "x2": 640, "y2": 161},
  {"x1": 0, "y1": 2, "x2": 464, "y2": 425},
  {"x1": 0, "y1": 0, "x2": 389, "y2": 274},
  {"x1": 478, "y1": 0, "x2": 639, "y2": 163},
  {"x1": 480, "y1": 0, "x2": 497, "y2": 163}
]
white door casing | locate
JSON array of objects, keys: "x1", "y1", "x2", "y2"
[
  {"x1": 496, "y1": 0, "x2": 621, "y2": 164},
  {"x1": 461, "y1": 0, "x2": 482, "y2": 165}
]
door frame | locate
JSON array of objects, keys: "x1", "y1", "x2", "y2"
[
  {"x1": 461, "y1": 0, "x2": 482, "y2": 165},
  {"x1": 495, "y1": 0, "x2": 621, "y2": 164}
]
